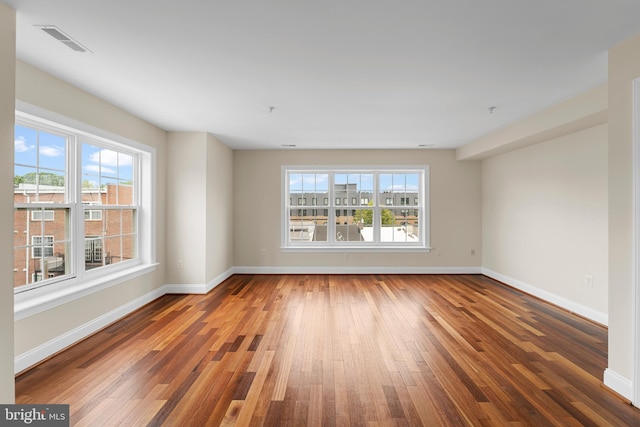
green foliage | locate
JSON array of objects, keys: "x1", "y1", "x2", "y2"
[
  {"x1": 353, "y1": 209, "x2": 373, "y2": 225},
  {"x1": 14, "y1": 172, "x2": 65, "y2": 187},
  {"x1": 353, "y1": 208, "x2": 394, "y2": 225},
  {"x1": 381, "y1": 209, "x2": 394, "y2": 225}
]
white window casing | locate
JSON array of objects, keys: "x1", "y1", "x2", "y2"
[
  {"x1": 282, "y1": 166, "x2": 430, "y2": 252},
  {"x1": 13, "y1": 103, "x2": 157, "y2": 319}
]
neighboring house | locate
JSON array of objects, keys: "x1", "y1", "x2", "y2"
[{"x1": 13, "y1": 183, "x2": 133, "y2": 288}]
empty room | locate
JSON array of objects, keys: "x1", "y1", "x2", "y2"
[{"x1": 1, "y1": 1, "x2": 640, "y2": 425}]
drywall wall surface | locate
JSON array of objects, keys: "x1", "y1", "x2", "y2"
[
  {"x1": 205, "y1": 133, "x2": 234, "y2": 280},
  {"x1": 608, "y1": 31, "x2": 640, "y2": 387},
  {"x1": 483, "y1": 124, "x2": 608, "y2": 316},
  {"x1": 234, "y1": 149, "x2": 482, "y2": 269}
]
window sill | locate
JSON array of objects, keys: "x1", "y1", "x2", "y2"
[
  {"x1": 281, "y1": 246, "x2": 432, "y2": 253},
  {"x1": 14, "y1": 263, "x2": 159, "y2": 321}
]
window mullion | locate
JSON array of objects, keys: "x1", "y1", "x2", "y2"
[
  {"x1": 328, "y1": 172, "x2": 335, "y2": 244},
  {"x1": 71, "y1": 134, "x2": 83, "y2": 278},
  {"x1": 372, "y1": 172, "x2": 379, "y2": 244}
]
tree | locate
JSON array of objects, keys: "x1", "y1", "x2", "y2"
[
  {"x1": 15, "y1": 172, "x2": 65, "y2": 187},
  {"x1": 381, "y1": 209, "x2": 394, "y2": 225},
  {"x1": 353, "y1": 208, "x2": 394, "y2": 225},
  {"x1": 353, "y1": 209, "x2": 373, "y2": 225}
]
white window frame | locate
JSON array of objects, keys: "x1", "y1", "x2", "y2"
[
  {"x1": 282, "y1": 166, "x2": 430, "y2": 251},
  {"x1": 31, "y1": 210, "x2": 55, "y2": 221},
  {"x1": 14, "y1": 104, "x2": 157, "y2": 320}
]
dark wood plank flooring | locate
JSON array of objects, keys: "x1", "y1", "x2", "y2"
[{"x1": 15, "y1": 274, "x2": 640, "y2": 426}]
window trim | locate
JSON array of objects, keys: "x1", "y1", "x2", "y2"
[
  {"x1": 14, "y1": 102, "x2": 157, "y2": 319},
  {"x1": 281, "y1": 165, "x2": 430, "y2": 252}
]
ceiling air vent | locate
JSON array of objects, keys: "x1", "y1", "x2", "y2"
[{"x1": 35, "y1": 25, "x2": 92, "y2": 53}]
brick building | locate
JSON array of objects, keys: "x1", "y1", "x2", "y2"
[{"x1": 13, "y1": 183, "x2": 134, "y2": 288}]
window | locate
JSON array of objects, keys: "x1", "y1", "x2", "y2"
[
  {"x1": 83, "y1": 202, "x2": 103, "y2": 220},
  {"x1": 84, "y1": 209, "x2": 103, "y2": 221},
  {"x1": 31, "y1": 235, "x2": 54, "y2": 258},
  {"x1": 13, "y1": 111, "x2": 154, "y2": 295},
  {"x1": 31, "y1": 210, "x2": 55, "y2": 221},
  {"x1": 283, "y1": 167, "x2": 428, "y2": 249}
]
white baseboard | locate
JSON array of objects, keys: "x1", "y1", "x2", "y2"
[
  {"x1": 14, "y1": 287, "x2": 165, "y2": 375},
  {"x1": 481, "y1": 268, "x2": 608, "y2": 326},
  {"x1": 163, "y1": 268, "x2": 235, "y2": 294},
  {"x1": 604, "y1": 368, "x2": 634, "y2": 402},
  {"x1": 234, "y1": 266, "x2": 482, "y2": 275}
]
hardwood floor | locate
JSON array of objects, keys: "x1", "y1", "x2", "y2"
[{"x1": 16, "y1": 274, "x2": 640, "y2": 426}]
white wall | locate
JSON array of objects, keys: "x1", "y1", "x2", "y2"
[
  {"x1": 13, "y1": 61, "x2": 168, "y2": 364},
  {"x1": 166, "y1": 131, "x2": 235, "y2": 289},
  {"x1": 166, "y1": 132, "x2": 208, "y2": 285},
  {"x1": 607, "y1": 31, "x2": 640, "y2": 402},
  {"x1": 234, "y1": 149, "x2": 482, "y2": 270},
  {"x1": 482, "y1": 124, "x2": 608, "y2": 322},
  {"x1": 205, "y1": 133, "x2": 234, "y2": 281},
  {"x1": 0, "y1": 1, "x2": 15, "y2": 403}
]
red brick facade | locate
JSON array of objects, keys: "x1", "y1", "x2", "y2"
[{"x1": 13, "y1": 184, "x2": 135, "y2": 288}]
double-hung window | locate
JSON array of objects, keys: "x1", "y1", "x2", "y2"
[
  {"x1": 282, "y1": 166, "x2": 429, "y2": 250},
  {"x1": 13, "y1": 110, "x2": 154, "y2": 295}
]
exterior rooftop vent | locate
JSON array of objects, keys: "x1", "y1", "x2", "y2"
[{"x1": 35, "y1": 25, "x2": 92, "y2": 53}]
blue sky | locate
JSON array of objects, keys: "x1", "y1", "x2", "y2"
[
  {"x1": 14, "y1": 125, "x2": 66, "y2": 176},
  {"x1": 15, "y1": 124, "x2": 133, "y2": 186},
  {"x1": 289, "y1": 172, "x2": 419, "y2": 193}
]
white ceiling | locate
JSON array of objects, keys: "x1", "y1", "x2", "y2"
[{"x1": 5, "y1": 0, "x2": 640, "y2": 150}]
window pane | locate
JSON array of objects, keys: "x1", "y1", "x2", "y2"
[
  {"x1": 379, "y1": 173, "x2": 420, "y2": 207},
  {"x1": 84, "y1": 208, "x2": 136, "y2": 271},
  {"x1": 380, "y1": 208, "x2": 420, "y2": 243},
  {"x1": 82, "y1": 144, "x2": 135, "y2": 205},
  {"x1": 13, "y1": 208, "x2": 71, "y2": 288},
  {"x1": 104, "y1": 236, "x2": 123, "y2": 265},
  {"x1": 335, "y1": 173, "x2": 373, "y2": 207},
  {"x1": 289, "y1": 209, "x2": 326, "y2": 242},
  {"x1": 118, "y1": 152, "x2": 134, "y2": 181},
  {"x1": 288, "y1": 173, "x2": 328, "y2": 210},
  {"x1": 350, "y1": 209, "x2": 373, "y2": 242},
  {"x1": 38, "y1": 132, "x2": 66, "y2": 171},
  {"x1": 14, "y1": 125, "x2": 38, "y2": 167},
  {"x1": 335, "y1": 209, "x2": 370, "y2": 242},
  {"x1": 85, "y1": 236, "x2": 103, "y2": 270},
  {"x1": 101, "y1": 178, "x2": 119, "y2": 205},
  {"x1": 14, "y1": 125, "x2": 67, "y2": 204}
]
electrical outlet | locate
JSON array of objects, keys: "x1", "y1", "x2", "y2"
[
  {"x1": 261, "y1": 248, "x2": 266, "y2": 256},
  {"x1": 585, "y1": 274, "x2": 593, "y2": 288},
  {"x1": 470, "y1": 249, "x2": 476, "y2": 256},
  {"x1": 177, "y1": 260, "x2": 184, "y2": 270}
]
